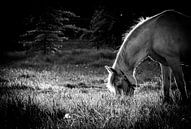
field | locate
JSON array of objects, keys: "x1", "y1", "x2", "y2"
[{"x1": 0, "y1": 42, "x2": 191, "y2": 129}]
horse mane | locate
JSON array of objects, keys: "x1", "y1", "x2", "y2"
[
  {"x1": 122, "y1": 17, "x2": 150, "y2": 42},
  {"x1": 122, "y1": 9, "x2": 180, "y2": 43},
  {"x1": 113, "y1": 10, "x2": 182, "y2": 72},
  {"x1": 113, "y1": 16, "x2": 152, "y2": 71}
]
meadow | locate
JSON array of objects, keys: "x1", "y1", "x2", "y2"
[{"x1": 0, "y1": 42, "x2": 191, "y2": 129}]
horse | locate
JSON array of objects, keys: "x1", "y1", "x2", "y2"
[{"x1": 105, "y1": 10, "x2": 191, "y2": 102}]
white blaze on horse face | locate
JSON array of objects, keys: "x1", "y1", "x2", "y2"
[
  {"x1": 105, "y1": 66, "x2": 117, "y2": 94},
  {"x1": 106, "y1": 72, "x2": 117, "y2": 95}
]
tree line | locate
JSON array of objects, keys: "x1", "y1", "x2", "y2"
[
  {"x1": 14, "y1": 6, "x2": 179, "y2": 55},
  {"x1": 18, "y1": 6, "x2": 129, "y2": 54}
]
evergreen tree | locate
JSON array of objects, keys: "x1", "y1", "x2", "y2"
[
  {"x1": 89, "y1": 7, "x2": 121, "y2": 48},
  {"x1": 20, "y1": 8, "x2": 80, "y2": 54}
]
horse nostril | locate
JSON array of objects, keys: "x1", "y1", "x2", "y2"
[
  {"x1": 130, "y1": 84, "x2": 136, "y2": 89},
  {"x1": 117, "y1": 84, "x2": 123, "y2": 89}
]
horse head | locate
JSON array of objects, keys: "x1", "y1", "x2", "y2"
[{"x1": 105, "y1": 65, "x2": 135, "y2": 96}]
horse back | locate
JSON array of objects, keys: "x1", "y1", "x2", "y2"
[{"x1": 151, "y1": 10, "x2": 191, "y2": 65}]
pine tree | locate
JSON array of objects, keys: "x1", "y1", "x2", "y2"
[
  {"x1": 20, "y1": 8, "x2": 80, "y2": 54},
  {"x1": 89, "y1": 7, "x2": 120, "y2": 48}
]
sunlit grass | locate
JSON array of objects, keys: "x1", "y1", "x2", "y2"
[
  {"x1": 1, "y1": 77, "x2": 189, "y2": 129},
  {"x1": 1, "y1": 47, "x2": 191, "y2": 129}
]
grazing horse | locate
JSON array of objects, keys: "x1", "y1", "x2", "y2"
[{"x1": 105, "y1": 10, "x2": 191, "y2": 102}]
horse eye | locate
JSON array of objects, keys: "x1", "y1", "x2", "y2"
[
  {"x1": 113, "y1": 80, "x2": 120, "y2": 86},
  {"x1": 117, "y1": 84, "x2": 122, "y2": 88}
]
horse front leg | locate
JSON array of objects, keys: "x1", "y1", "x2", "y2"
[
  {"x1": 160, "y1": 63, "x2": 172, "y2": 103},
  {"x1": 168, "y1": 58, "x2": 188, "y2": 103}
]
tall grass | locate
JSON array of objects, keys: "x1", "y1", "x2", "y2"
[
  {"x1": 0, "y1": 92, "x2": 52, "y2": 129},
  {"x1": 1, "y1": 45, "x2": 191, "y2": 129},
  {"x1": 1, "y1": 84, "x2": 190, "y2": 129}
]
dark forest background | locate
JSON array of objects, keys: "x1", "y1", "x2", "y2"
[{"x1": 1, "y1": 0, "x2": 191, "y2": 59}]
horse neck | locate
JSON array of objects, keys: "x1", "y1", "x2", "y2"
[
  {"x1": 112, "y1": 31, "x2": 144, "y2": 75},
  {"x1": 112, "y1": 54, "x2": 136, "y2": 85},
  {"x1": 112, "y1": 18, "x2": 156, "y2": 82},
  {"x1": 112, "y1": 50, "x2": 134, "y2": 76}
]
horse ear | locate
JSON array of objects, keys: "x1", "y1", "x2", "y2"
[{"x1": 105, "y1": 66, "x2": 117, "y2": 74}]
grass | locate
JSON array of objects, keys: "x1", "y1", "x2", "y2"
[
  {"x1": 1, "y1": 43, "x2": 191, "y2": 129},
  {"x1": 19, "y1": 48, "x2": 115, "y2": 67}
]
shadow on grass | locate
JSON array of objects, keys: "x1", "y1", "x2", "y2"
[
  {"x1": 0, "y1": 98, "x2": 46, "y2": 129},
  {"x1": 137, "y1": 84, "x2": 161, "y2": 93},
  {"x1": 65, "y1": 82, "x2": 103, "y2": 89},
  {"x1": 0, "y1": 84, "x2": 35, "y2": 95},
  {"x1": 134, "y1": 103, "x2": 191, "y2": 129},
  {"x1": 0, "y1": 51, "x2": 28, "y2": 66},
  {"x1": 0, "y1": 93, "x2": 67, "y2": 129}
]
